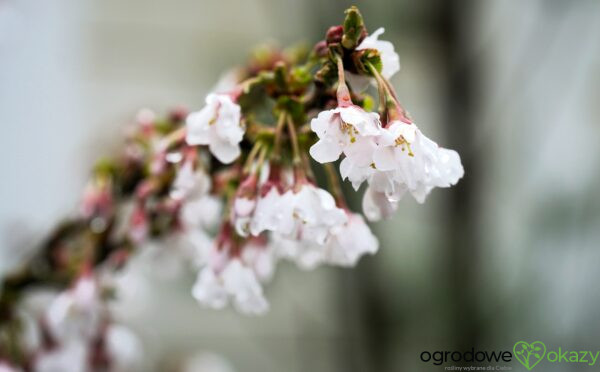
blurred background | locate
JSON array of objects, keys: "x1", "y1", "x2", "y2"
[{"x1": 1, "y1": 0, "x2": 600, "y2": 371}]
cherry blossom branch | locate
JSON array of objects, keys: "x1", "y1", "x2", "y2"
[{"x1": 0, "y1": 7, "x2": 466, "y2": 370}]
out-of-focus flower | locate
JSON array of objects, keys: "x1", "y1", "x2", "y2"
[
  {"x1": 45, "y1": 277, "x2": 102, "y2": 343},
  {"x1": 171, "y1": 160, "x2": 209, "y2": 201},
  {"x1": 192, "y1": 258, "x2": 269, "y2": 315},
  {"x1": 186, "y1": 94, "x2": 244, "y2": 164},
  {"x1": 372, "y1": 120, "x2": 464, "y2": 205},
  {"x1": 284, "y1": 184, "x2": 348, "y2": 245},
  {"x1": 240, "y1": 238, "x2": 277, "y2": 282},
  {"x1": 249, "y1": 178, "x2": 293, "y2": 237},
  {"x1": 356, "y1": 27, "x2": 400, "y2": 79},
  {"x1": 325, "y1": 212, "x2": 379, "y2": 266},
  {"x1": 275, "y1": 211, "x2": 378, "y2": 269}
]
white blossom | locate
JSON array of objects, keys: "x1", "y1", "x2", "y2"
[
  {"x1": 240, "y1": 240, "x2": 277, "y2": 282},
  {"x1": 325, "y1": 213, "x2": 379, "y2": 266},
  {"x1": 356, "y1": 27, "x2": 400, "y2": 79},
  {"x1": 372, "y1": 120, "x2": 464, "y2": 204},
  {"x1": 186, "y1": 94, "x2": 244, "y2": 164},
  {"x1": 285, "y1": 184, "x2": 348, "y2": 245},
  {"x1": 170, "y1": 160, "x2": 211, "y2": 201},
  {"x1": 192, "y1": 259, "x2": 269, "y2": 315},
  {"x1": 251, "y1": 183, "x2": 347, "y2": 244},
  {"x1": 274, "y1": 212, "x2": 378, "y2": 269},
  {"x1": 309, "y1": 105, "x2": 381, "y2": 164},
  {"x1": 45, "y1": 277, "x2": 102, "y2": 343},
  {"x1": 249, "y1": 186, "x2": 294, "y2": 237},
  {"x1": 191, "y1": 266, "x2": 228, "y2": 309},
  {"x1": 310, "y1": 106, "x2": 382, "y2": 190},
  {"x1": 362, "y1": 182, "x2": 398, "y2": 221}
]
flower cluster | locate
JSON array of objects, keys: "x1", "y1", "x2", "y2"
[{"x1": 0, "y1": 6, "x2": 463, "y2": 370}]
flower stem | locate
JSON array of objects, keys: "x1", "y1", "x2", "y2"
[
  {"x1": 272, "y1": 112, "x2": 287, "y2": 162},
  {"x1": 243, "y1": 141, "x2": 263, "y2": 174},
  {"x1": 367, "y1": 63, "x2": 387, "y2": 115},
  {"x1": 367, "y1": 62, "x2": 411, "y2": 124},
  {"x1": 286, "y1": 114, "x2": 302, "y2": 166},
  {"x1": 335, "y1": 55, "x2": 352, "y2": 107}
]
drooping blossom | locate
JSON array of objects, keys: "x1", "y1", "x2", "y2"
[
  {"x1": 281, "y1": 183, "x2": 348, "y2": 245},
  {"x1": 186, "y1": 94, "x2": 244, "y2": 164},
  {"x1": 309, "y1": 105, "x2": 381, "y2": 164},
  {"x1": 171, "y1": 155, "x2": 223, "y2": 268},
  {"x1": 371, "y1": 120, "x2": 464, "y2": 205},
  {"x1": 192, "y1": 259, "x2": 269, "y2": 315},
  {"x1": 356, "y1": 27, "x2": 400, "y2": 79},
  {"x1": 170, "y1": 158, "x2": 205, "y2": 201},
  {"x1": 324, "y1": 212, "x2": 379, "y2": 266},
  {"x1": 247, "y1": 165, "x2": 291, "y2": 237},
  {"x1": 248, "y1": 172, "x2": 347, "y2": 246},
  {"x1": 309, "y1": 103, "x2": 383, "y2": 190},
  {"x1": 362, "y1": 181, "x2": 399, "y2": 221},
  {"x1": 191, "y1": 224, "x2": 269, "y2": 315},
  {"x1": 240, "y1": 237, "x2": 277, "y2": 282},
  {"x1": 275, "y1": 211, "x2": 378, "y2": 269}
]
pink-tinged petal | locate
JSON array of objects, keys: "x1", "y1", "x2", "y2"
[{"x1": 309, "y1": 138, "x2": 343, "y2": 163}]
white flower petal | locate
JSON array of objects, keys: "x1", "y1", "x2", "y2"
[
  {"x1": 373, "y1": 146, "x2": 397, "y2": 171},
  {"x1": 191, "y1": 268, "x2": 228, "y2": 309},
  {"x1": 309, "y1": 137, "x2": 343, "y2": 163},
  {"x1": 209, "y1": 137, "x2": 242, "y2": 164}
]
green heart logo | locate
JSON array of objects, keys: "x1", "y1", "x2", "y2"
[{"x1": 513, "y1": 341, "x2": 546, "y2": 370}]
